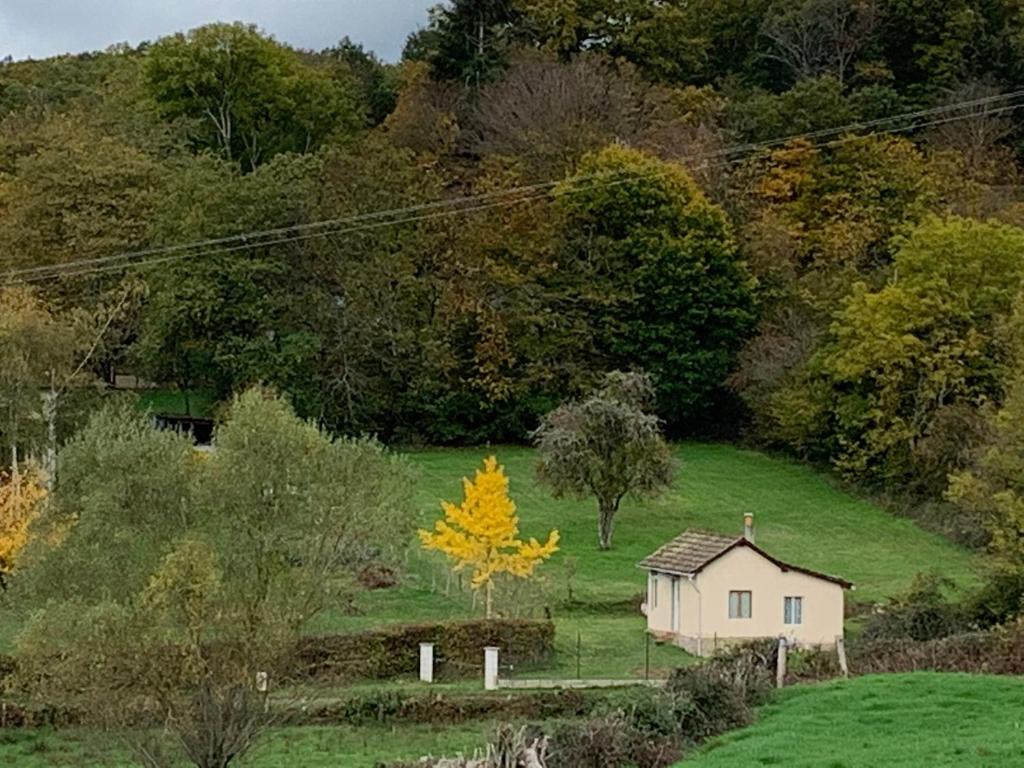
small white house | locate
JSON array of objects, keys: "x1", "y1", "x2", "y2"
[{"x1": 639, "y1": 514, "x2": 852, "y2": 656}]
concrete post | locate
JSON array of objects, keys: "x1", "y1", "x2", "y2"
[
  {"x1": 484, "y1": 646, "x2": 500, "y2": 691},
  {"x1": 419, "y1": 643, "x2": 435, "y2": 683},
  {"x1": 836, "y1": 635, "x2": 849, "y2": 678},
  {"x1": 776, "y1": 636, "x2": 788, "y2": 689}
]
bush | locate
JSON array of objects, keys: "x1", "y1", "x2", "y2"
[
  {"x1": 962, "y1": 571, "x2": 1024, "y2": 630},
  {"x1": 789, "y1": 622, "x2": 1024, "y2": 683},
  {"x1": 290, "y1": 619, "x2": 555, "y2": 681},
  {"x1": 861, "y1": 573, "x2": 966, "y2": 642},
  {"x1": 294, "y1": 688, "x2": 594, "y2": 727},
  {"x1": 547, "y1": 713, "x2": 681, "y2": 768},
  {"x1": 667, "y1": 666, "x2": 754, "y2": 745}
]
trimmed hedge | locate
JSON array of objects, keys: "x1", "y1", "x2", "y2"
[
  {"x1": 1, "y1": 688, "x2": 598, "y2": 730},
  {"x1": 291, "y1": 619, "x2": 555, "y2": 682},
  {"x1": 290, "y1": 688, "x2": 597, "y2": 727},
  {"x1": 789, "y1": 622, "x2": 1024, "y2": 682}
]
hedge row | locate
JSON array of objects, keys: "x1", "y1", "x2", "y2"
[
  {"x1": 0, "y1": 688, "x2": 598, "y2": 730},
  {"x1": 290, "y1": 619, "x2": 555, "y2": 682},
  {"x1": 790, "y1": 622, "x2": 1024, "y2": 682},
  {"x1": 288, "y1": 688, "x2": 600, "y2": 727}
]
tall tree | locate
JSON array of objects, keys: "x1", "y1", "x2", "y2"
[
  {"x1": 534, "y1": 372, "x2": 675, "y2": 550},
  {"x1": 0, "y1": 289, "x2": 78, "y2": 476},
  {"x1": 422, "y1": 0, "x2": 523, "y2": 85},
  {"x1": 760, "y1": 0, "x2": 880, "y2": 87},
  {"x1": 554, "y1": 146, "x2": 756, "y2": 430},
  {"x1": 813, "y1": 216, "x2": 1024, "y2": 485},
  {"x1": 14, "y1": 388, "x2": 417, "y2": 766},
  {"x1": 0, "y1": 465, "x2": 47, "y2": 590},
  {"x1": 144, "y1": 23, "x2": 362, "y2": 171}
]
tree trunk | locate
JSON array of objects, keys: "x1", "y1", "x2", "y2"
[
  {"x1": 42, "y1": 377, "x2": 57, "y2": 492},
  {"x1": 598, "y1": 500, "x2": 618, "y2": 550},
  {"x1": 485, "y1": 579, "x2": 494, "y2": 620}
]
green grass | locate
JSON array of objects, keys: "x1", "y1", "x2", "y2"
[
  {"x1": 684, "y1": 673, "x2": 1024, "y2": 767},
  {"x1": 309, "y1": 443, "x2": 979, "y2": 677},
  {"x1": 0, "y1": 722, "x2": 496, "y2": 767},
  {"x1": 136, "y1": 389, "x2": 216, "y2": 418}
]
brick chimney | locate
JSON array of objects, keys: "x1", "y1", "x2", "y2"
[{"x1": 743, "y1": 512, "x2": 755, "y2": 543}]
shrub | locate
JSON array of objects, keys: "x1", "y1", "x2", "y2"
[
  {"x1": 547, "y1": 713, "x2": 680, "y2": 768},
  {"x1": 962, "y1": 571, "x2": 1024, "y2": 629},
  {"x1": 789, "y1": 622, "x2": 1024, "y2": 682},
  {"x1": 861, "y1": 573, "x2": 966, "y2": 642},
  {"x1": 294, "y1": 688, "x2": 594, "y2": 727},
  {"x1": 667, "y1": 666, "x2": 754, "y2": 745}
]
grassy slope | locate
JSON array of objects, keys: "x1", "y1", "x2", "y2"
[
  {"x1": 308, "y1": 443, "x2": 979, "y2": 678},
  {"x1": 684, "y1": 673, "x2": 1024, "y2": 767},
  {"x1": 0, "y1": 444, "x2": 978, "y2": 675}
]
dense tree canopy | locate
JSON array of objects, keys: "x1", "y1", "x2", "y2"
[
  {"x1": 4, "y1": 9, "x2": 1024, "y2": 542},
  {"x1": 144, "y1": 23, "x2": 363, "y2": 170},
  {"x1": 555, "y1": 146, "x2": 756, "y2": 429}
]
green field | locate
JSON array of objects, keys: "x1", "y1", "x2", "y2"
[
  {"x1": 310, "y1": 443, "x2": 980, "y2": 677},
  {"x1": 0, "y1": 443, "x2": 988, "y2": 766},
  {"x1": 0, "y1": 722, "x2": 495, "y2": 767},
  {"x1": 684, "y1": 673, "x2": 1024, "y2": 767}
]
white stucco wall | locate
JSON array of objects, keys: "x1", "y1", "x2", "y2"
[{"x1": 644, "y1": 545, "x2": 846, "y2": 656}]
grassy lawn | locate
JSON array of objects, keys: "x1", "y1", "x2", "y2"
[
  {"x1": 309, "y1": 443, "x2": 979, "y2": 677},
  {"x1": 1, "y1": 443, "x2": 979, "y2": 678},
  {"x1": 136, "y1": 389, "x2": 217, "y2": 418},
  {"x1": 684, "y1": 673, "x2": 1024, "y2": 767},
  {"x1": 0, "y1": 722, "x2": 496, "y2": 767}
]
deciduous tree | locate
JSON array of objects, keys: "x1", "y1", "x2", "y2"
[
  {"x1": 144, "y1": 23, "x2": 362, "y2": 171},
  {"x1": 420, "y1": 455, "x2": 559, "y2": 618},
  {"x1": 14, "y1": 388, "x2": 417, "y2": 767},
  {"x1": 533, "y1": 372, "x2": 675, "y2": 550},
  {"x1": 0, "y1": 464, "x2": 46, "y2": 589},
  {"x1": 554, "y1": 146, "x2": 756, "y2": 429}
]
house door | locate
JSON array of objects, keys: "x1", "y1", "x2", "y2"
[{"x1": 671, "y1": 577, "x2": 680, "y2": 632}]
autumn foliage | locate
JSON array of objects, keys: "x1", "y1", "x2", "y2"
[
  {"x1": 420, "y1": 456, "x2": 559, "y2": 618},
  {"x1": 0, "y1": 466, "x2": 47, "y2": 586}
]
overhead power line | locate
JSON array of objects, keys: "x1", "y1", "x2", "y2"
[{"x1": 5, "y1": 89, "x2": 1024, "y2": 286}]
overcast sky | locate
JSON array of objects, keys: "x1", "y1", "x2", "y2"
[{"x1": 0, "y1": 0, "x2": 436, "y2": 62}]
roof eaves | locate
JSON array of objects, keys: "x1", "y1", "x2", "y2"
[{"x1": 691, "y1": 539, "x2": 854, "y2": 589}]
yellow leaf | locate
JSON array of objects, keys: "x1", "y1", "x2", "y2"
[{"x1": 418, "y1": 456, "x2": 559, "y2": 592}]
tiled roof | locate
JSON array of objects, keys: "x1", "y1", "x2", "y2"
[
  {"x1": 638, "y1": 530, "x2": 738, "y2": 574},
  {"x1": 638, "y1": 529, "x2": 854, "y2": 589}
]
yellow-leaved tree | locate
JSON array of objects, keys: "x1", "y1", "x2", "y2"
[
  {"x1": 420, "y1": 456, "x2": 559, "y2": 618},
  {"x1": 0, "y1": 465, "x2": 47, "y2": 589}
]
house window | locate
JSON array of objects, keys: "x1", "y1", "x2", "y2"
[
  {"x1": 729, "y1": 590, "x2": 752, "y2": 619},
  {"x1": 649, "y1": 574, "x2": 658, "y2": 608},
  {"x1": 784, "y1": 596, "x2": 803, "y2": 625}
]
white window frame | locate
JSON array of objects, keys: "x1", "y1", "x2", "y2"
[
  {"x1": 784, "y1": 596, "x2": 803, "y2": 625},
  {"x1": 649, "y1": 573, "x2": 658, "y2": 608},
  {"x1": 729, "y1": 590, "x2": 752, "y2": 619}
]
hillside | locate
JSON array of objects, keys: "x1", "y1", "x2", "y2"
[
  {"x1": 684, "y1": 673, "x2": 1024, "y2": 767},
  {"x1": 307, "y1": 443, "x2": 980, "y2": 677}
]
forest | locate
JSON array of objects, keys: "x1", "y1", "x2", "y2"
[{"x1": 5, "y1": 0, "x2": 1024, "y2": 556}]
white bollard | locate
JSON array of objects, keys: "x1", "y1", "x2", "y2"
[
  {"x1": 484, "y1": 646, "x2": 500, "y2": 691},
  {"x1": 419, "y1": 642, "x2": 435, "y2": 683}
]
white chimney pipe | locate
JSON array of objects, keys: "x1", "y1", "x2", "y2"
[{"x1": 744, "y1": 513, "x2": 755, "y2": 543}]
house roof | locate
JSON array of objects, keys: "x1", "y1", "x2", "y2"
[{"x1": 638, "y1": 529, "x2": 853, "y2": 589}]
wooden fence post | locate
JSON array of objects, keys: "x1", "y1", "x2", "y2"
[
  {"x1": 836, "y1": 635, "x2": 849, "y2": 678},
  {"x1": 776, "y1": 636, "x2": 788, "y2": 689}
]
